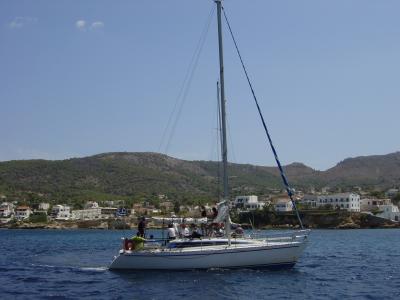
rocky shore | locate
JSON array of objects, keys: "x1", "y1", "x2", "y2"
[
  {"x1": 237, "y1": 211, "x2": 400, "y2": 229},
  {"x1": 1, "y1": 219, "x2": 133, "y2": 230},
  {"x1": 1, "y1": 212, "x2": 399, "y2": 230}
]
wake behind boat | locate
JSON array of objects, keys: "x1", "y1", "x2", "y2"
[{"x1": 110, "y1": 0, "x2": 310, "y2": 270}]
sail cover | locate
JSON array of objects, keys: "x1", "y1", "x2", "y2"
[{"x1": 213, "y1": 201, "x2": 229, "y2": 223}]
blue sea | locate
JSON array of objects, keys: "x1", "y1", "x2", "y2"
[{"x1": 0, "y1": 229, "x2": 399, "y2": 299}]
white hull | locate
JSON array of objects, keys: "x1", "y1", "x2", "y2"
[{"x1": 109, "y1": 232, "x2": 309, "y2": 270}]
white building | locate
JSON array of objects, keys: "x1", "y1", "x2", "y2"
[
  {"x1": 100, "y1": 207, "x2": 118, "y2": 218},
  {"x1": 360, "y1": 198, "x2": 391, "y2": 212},
  {"x1": 234, "y1": 195, "x2": 258, "y2": 208},
  {"x1": 38, "y1": 202, "x2": 50, "y2": 211},
  {"x1": 302, "y1": 193, "x2": 360, "y2": 212},
  {"x1": 234, "y1": 195, "x2": 268, "y2": 211},
  {"x1": 275, "y1": 200, "x2": 293, "y2": 212},
  {"x1": 244, "y1": 202, "x2": 266, "y2": 211},
  {"x1": 51, "y1": 205, "x2": 71, "y2": 220},
  {"x1": 0, "y1": 202, "x2": 14, "y2": 217},
  {"x1": 15, "y1": 206, "x2": 32, "y2": 220},
  {"x1": 85, "y1": 201, "x2": 99, "y2": 209},
  {"x1": 376, "y1": 204, "x2": 400, "y2": 222},
  {"x1": 71, "y1": 208, "x2": 101, "y2": 220},
  {"x1": 300, "y1": 195, "x2": 318, "y2": 208}
]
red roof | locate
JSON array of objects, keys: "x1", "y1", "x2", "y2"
[{"x1": 16, "y1": 206, "x2": 30, "y2": 210}]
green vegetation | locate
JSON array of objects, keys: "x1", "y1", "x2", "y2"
[
  {"x1": 392, "y1": 193, "x2": 400, "y2": 205},
  {"x1": 368, "y1": 190, "x2": 386, "y2": 199},
  {"x1": 0, "y1": 151, "x2": 399, "y2": 207},
  {"x1": 29, "y1": 212, "x2": 48, "y2": 223}
]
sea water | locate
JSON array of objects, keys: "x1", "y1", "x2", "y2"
[{"x1": 0, "y1": 229, "x2": 399, "y2": 299}]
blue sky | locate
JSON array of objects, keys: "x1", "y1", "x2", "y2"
[{"x1": 1, "y1": 0, "x2": 399, "y2": 170}]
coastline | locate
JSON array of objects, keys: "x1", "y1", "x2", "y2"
[{"x1": 1, "y1": 214, "x2": 399, "y2": 230}]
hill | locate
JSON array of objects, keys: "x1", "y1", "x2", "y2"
[
  {"x1": 322, "y1": 152, "x2": 400, "y2": 188},
  {"x1": 0, "y1": 151, "x2": 399, "y2": 205}
]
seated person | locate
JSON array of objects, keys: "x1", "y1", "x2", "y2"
[
  {"x1": 180, "y1": 224, "x2": 190, "y2": 238},
  {"x1": 232, "y1": 225, "x2": 244, "y2": 238},
  {"x1": 210, "y1": 207, "x2": 218, "y2": 221},
  {"x1": 125, "y1": 239, "x2": 134, "y2": 251},
  {"x1": 190, "y1": 226, "x2": 202, "y2": 239},
  {"x1": 235, "y1": 225, "x2": 244, "y2": 235}
]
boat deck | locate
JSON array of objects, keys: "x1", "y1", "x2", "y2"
[{"x1": 124, "y1": 237, "x2": 304, "y2": 255}]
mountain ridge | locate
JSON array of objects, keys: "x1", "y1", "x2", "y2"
[{"x1": 0, "y1": 151, "x2": 399, "y2": 203}]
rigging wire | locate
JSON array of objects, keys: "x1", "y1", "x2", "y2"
[
  {"x1": 207, "y1": 82, "x2": 221, "y2": 162},
  {"x1": 207, "y1": 81, "x2": 222, "y2": 199},
  {"x1": 225, "y1": 104, "x2": 237, "y2": 164},
  {"x1": 158, "y1": 5, "x2": 215, "y2": 154},
  {"x1": 222, "y1": 6, "x2": 304, "y2": 229}
]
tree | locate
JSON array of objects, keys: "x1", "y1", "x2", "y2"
[
  {"x1": 369, "y1": 190, "x2": 385, "y2": 199},
  {"x1": 29, "y1": 212, "x2": 47, "y2": 223},
  {"x1": 392, "y1": 193, "x2": 400, "y2": 206}
]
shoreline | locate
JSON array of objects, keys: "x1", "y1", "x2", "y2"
[{"x1": 1, "y1": 220, "x2": 398, "y2": 230}]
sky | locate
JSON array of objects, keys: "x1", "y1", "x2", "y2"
[{"x1": 1, "y1": 0, "x2": 399, "y2": 171}]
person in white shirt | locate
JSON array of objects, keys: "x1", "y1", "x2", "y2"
[
  {"x1": 167, "y1": 223, "x2": 177, "y2": 240},
  {"x1": 180, "y1": 224, "x2": 190, "y2": 238}
]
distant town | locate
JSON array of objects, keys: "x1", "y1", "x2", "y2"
[{"x1": 1, "y1": 185, "x2": 399, "y2": 229}]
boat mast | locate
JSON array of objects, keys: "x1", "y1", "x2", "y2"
[
  {"x1": 216, "y1": 0, "x2": 228, "y2": 201},
  {"x1": 215, "y1": 0, "x2": 231, "y2": 245}
]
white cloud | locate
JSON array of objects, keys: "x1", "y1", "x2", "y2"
[
  {"x1": 75, "y1": 20, "x2": 86, "y2": 30},
  {"x1": 7, "y1": 17, "x2": 37, "y2": 29},
  {"x1": 75, "y1": 20, "x2": 104, "y2": 31},
  {"x1": 90, "y1": 21, "x2": 104, "y2": 30}
]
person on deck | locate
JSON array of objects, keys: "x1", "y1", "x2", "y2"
[
  {"x1": 190, "y1": 226, "x2": 202, "y2": 239},
  {"x1": 200, "y1": 206, "x2": 207, "y2": 218},
  {"x1": 211, "y1": 207, "x2": 218, "y2": 220},
  {"x1": 167, "y1": 223, "x2": 176, "y2": 240},
  {"x1": 180, "y1": 224, "x2": 190, "y2": 238},
  {"x1": 232, "y1": 225, "x2": 244, "y2": 238},
  {"x1": 167, "y1": 223, "x2": 177, "y2": 240},
  {"x1": 138, "y1": 217, "x2": 146, "y2": 237}
]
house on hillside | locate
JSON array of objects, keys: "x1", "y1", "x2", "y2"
[
  {"x1": 85, "y1": 201, "x2": 99, "y2": 209},
  {"x1": 376, "y1": 204, "x2": 400, "y2": 222},
  {"x1": 234, "y1": 195, "x2": 258, "y2": 208},
  {"x1": 274, "y1": 199, "x2": 293, "y2": 212},
  {"x1": 360, "y1": 198, "x2": 392, "y2": 212},
  {"x1": 51, "y1": 205, "x2": 71, "y2": 220},
  {"x1": 38, "y1": 203, "x2": 50, "y2": 211},
  {"x1": 103, "y1": 200, "x2": 125, "y2": 207},
  {"x1": 100, "y1": 207, "x2": 118, "y2": 218},
  {"x1": 160, "y1": 201, "x2": 174, "y2": 212},
  {"x1": 71, "y1": 208, "x2": 101, "y2": 220},
  {"x1": 132, "y1": 203, "x2": 156, "y2": 216},
  {"x1": 0, "y1": 202, "x2": 14, "y2": 218},
  {"x1": 234, "y1": 195, "x2": 268, "y2": 212},
  {"x1": 300, "y1": 195, "x2": 318, "y2": 208},
  {"x1": 244, "y1": 201, "x2": 266, "y2": 211},
  {"x1": 15, "y1": 206, "x2": 32, "y2": 220},
  {"x1": 301, "y1": 193, "x2": 360, "y2": 212}
]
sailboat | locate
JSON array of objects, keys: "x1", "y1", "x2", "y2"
[{"x1": 109, "y1": 0, "x2": 309, "y2": 270}]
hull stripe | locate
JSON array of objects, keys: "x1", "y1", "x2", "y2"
[
  {"x1": 121, "y1": 244, "x2": 301, "y2": 258},
  {"x1": 110, "y1": 261, "x2": 297, "y2": 270}
]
